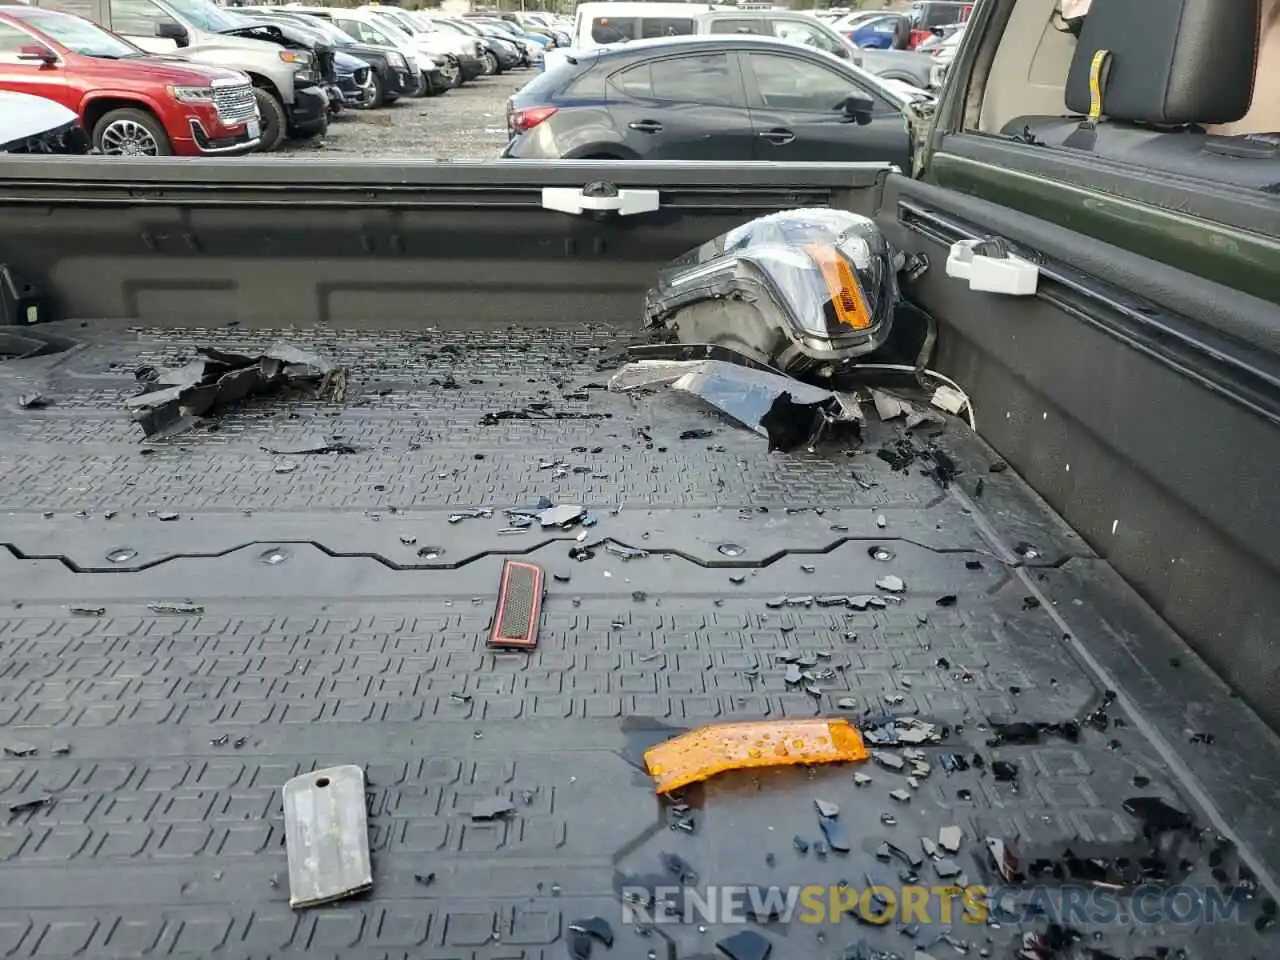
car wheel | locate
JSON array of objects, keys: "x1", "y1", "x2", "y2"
[
  {"x1": 366, "y1": 72, "x2": 386, "y2": 109},
  {"x1": 251, "y1": 88, "x2": 288, "y2": 152},
  {"x1": 482, "y1": 51, "x2": 498, "y2": 75},
  {"x1": 440, "y1": 55, "x2": 461, "y2": 89},
  {"x1": 92, "y1": 108, "x2": 171, "y2": 157}
]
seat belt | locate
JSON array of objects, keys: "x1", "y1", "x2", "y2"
[{"x1": 1063, "y1": 48, "x2": 1112, "y2": 151}]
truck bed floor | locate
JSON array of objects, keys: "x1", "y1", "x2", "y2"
[{"x1": 0, "y1": 320, "x2": 1274, "y2": 960}]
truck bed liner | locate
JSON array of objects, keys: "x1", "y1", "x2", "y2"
[{"x1": 0, "y1": 319, "x2": 1274, "y2": 959}]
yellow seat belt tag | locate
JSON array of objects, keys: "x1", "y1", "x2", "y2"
[{"x1": 1087, "y1": 48, "x2": 1113, "y2": 125}]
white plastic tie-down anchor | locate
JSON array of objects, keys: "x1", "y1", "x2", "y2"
[{"x1": 945, "y1": 238, "x2": 1039, "y2": 296}]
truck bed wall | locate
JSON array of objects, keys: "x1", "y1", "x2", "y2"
[{"x1": 1, "y1": 157, "x2": 1276, "y2": 731}]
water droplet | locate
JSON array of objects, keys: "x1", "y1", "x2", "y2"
[
  {"x1": 418, "y1": 546, "x2": 445, "y2": 560},
  {"x1": 105, "y1": 547, "x2": 137, "y2": 563},
  {"x1": 717, "y1": 543, "x2": 745, "y2": 557},
  {"x1": 259, "y1": 547, "x2": 289, "y2": 565}
]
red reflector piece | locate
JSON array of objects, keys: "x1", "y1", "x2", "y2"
[{"x1": 489, "y1": 559, "x2": 544, "y2": 649}]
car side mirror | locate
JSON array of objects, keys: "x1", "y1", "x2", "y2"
[
  {"x1": 17, "y1": 43, "x2": 58, "y2": 65},
  {"x1": 155, "y1": 20, "x2": 190, "y2": 47},
  {"x1": 842, "y1": 91, "x2": 875, "y2": 125}
]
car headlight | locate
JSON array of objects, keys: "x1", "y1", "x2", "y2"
[
  {"x1": 278, "y1": 49, "x2": 311, "y2": 67},
  {"x1": 167, "y1": 85, "x2": 214, "y2": 103},
  {"x1": 386, "y1": 51, "x2": 406, "y2": 69}
]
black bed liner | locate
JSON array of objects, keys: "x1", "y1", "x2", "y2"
[{"x1": 0, "y1": 319, "x2": 1275, "y2": 960}]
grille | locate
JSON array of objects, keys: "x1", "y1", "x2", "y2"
[{"x1": 212, "y1": 83, "x2": 257, "y2": 124}]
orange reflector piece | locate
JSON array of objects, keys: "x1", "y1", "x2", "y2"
[
  {"x1": 644, "y1": 718, "x2": 869, "y2": 794},
  {"x1": 805, "y1": 243, "x2": 872, "y2": 330}
]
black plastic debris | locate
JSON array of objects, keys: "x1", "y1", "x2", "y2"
[
  {"x1": 875, "y1": 575, "x2": 905, "y2": 593},
  {"x1": 18, "y1": 392, "x2": 47, "y2": 410},
  {"x1": 3, "y1": 743, "x2": 36, "y2": 758},
  {"x1": 1122, "y1": 796, "x2": 1193, "y2": 835},
  {"x1": 7, "y1": 793, "x2": 51, "y2": 815},
  {"x1": 660, "y1": 851, "x2": 698, "y2": 884},
  {"x1": 147, "y1": 601, "x2": 203, "y2": 615},
  {"x1": 569, "y1": 917, "x2": 614, "y2": 948},
  {"x1": 991, "y1": 760, "x2": 1018, "y2": 782},
  {"x1": 815, "y1": 798, "x2": 839, "y2": 818},
  {"x1": 471, "y1": 796, "x2": 516, "y2": 820},
  {"x1": 413, "y1": 872, "x2": 435, "y2": 886},
  {"x1": 819, "y1": 816, "x2": 850, "y2": 853},
  {"x1": 127, "y1": 342, "x2": 341, "y2": 439},
  {"x1": 716, "y1": 928, "x2": 773, "y2": 960},
  {"x1": 985, "y1": 837, "x2": 1023, "y2": 883},
  {"x1": 611, "y1": 359, "x2": 861, "y2": 453},
  {"x1": 680, "y1": 428, "x2": 715, "y2": 440},
  {"x1": 539, "y1": 504, "x2": 585, "y2": 528},
  {"x1": 261, "y1": 437, "x2": 358, "y2": 456},
  {"x1": 569, "y1": 932, "x2": 593, "y2": 960},
  {"x1": 793, "y1": 835, "x2": 810, "y2": 854}
]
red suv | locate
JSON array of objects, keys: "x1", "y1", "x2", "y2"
[{"x1": 0, "y1": 6, "x2": 260, "y2": 156}]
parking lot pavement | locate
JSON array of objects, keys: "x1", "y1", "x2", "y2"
[{"x1": 278, "y1": 72, "x2": 529, "y2": 160}]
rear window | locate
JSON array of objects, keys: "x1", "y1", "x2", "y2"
[
  {"x1": 590, "y1": 16, "x2": 694, "y2": 43},
  {"x1": 708, "y1": 18, "x2": 765, "y2": 35},
  {"x1": 910, "y1": 2, "x2": 971, "y2": 28}
]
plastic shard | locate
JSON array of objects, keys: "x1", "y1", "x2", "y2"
[{"x1": 643, "y1": 718, "x2": 870, "y2": 794}]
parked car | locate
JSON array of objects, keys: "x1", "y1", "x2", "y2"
[
  {"x1": 0, "y1": 89, "x2": 90, "y2": 153},
  {"x1": 503, "y1": 35, "x2": 912, "y2": 170},
  {"x1": 358, "y1": 5, "x2": 484, "y2": 84},
  {"x1": 30, "y1": 0, "x2": 326, "y2": 151},
  {"x1": 432, "y1": 17, "x2": 523, "y2": 73},
  {"x1": 284, "y1": 6, "x2": 448, "y2": 93},
  {"x1": 845, "y1": 13, "x2": 909, "y2": 48},
  {"x1": 0, "y1": 5, "x2": 261, "y2": 155},
  {"x1": 221, "y1": 11, "x2": 345, "y2": 120},
  {"x1": 251, "y1": 8, "x2": 418, "y2": 106},
  {"x1": 906, "y1": 0, "x2": 972, "y2": 47},
  {"x1": 553, "y1": 5, "x2": 933, "y2": 90}
]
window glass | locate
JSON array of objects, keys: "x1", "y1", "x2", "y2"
[
  {"x1": 772, "y1": 19, "x2": 842, "y2": 55},
  {"x1": 638, "y1": 17, "x2": 693, "y2": 38},
  {"x1": 612, "y1": 52, "x2": 735, "y2": 106},
  {"x1": 709, "y1": 18, "x2": 763, "y2": 35},
  {"x1": 9, "y1": 8, "x2": 139, "y2": 56},
  {"x1": 109, "y1": 0, "x2": 165, "y2": 36},
  {"x1": 33, "y1": 0, "x2": 97, "y2": 17},
  {"x1": 591, "y1": 17, "x2": 635, "y2": 43},
  {"x1": 0, "y1": 22, "x2": 31, "y2": 53},
  {"x1": 746, "y1": 52, "x2": 853, "y2": 112}
]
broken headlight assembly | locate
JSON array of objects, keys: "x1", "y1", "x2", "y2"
[{"x1": 644, "y1": 209, "x2": 901, "y2": 377}]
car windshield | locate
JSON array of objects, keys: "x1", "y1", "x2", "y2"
[
  {"x1": 271, "y1": 13, "x2": 351, "y2": 45},
  {"x1": 367, "y1": 14, "x2": 415, "y2": 45},
  {"x1": 10, "y1": 9, "x2": 142, "y2": 57},
  {"x1": 381, "y1": 11, "x2": 421, "y2": 34},
  {"x1": 165, "y1": 0, "x2": 243, "y2": 34}
]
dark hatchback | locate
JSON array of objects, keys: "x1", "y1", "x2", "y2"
[{"x1": 503, "y1": 35, "x2": 913, "y2": 167}]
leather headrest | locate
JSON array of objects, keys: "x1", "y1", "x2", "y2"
[{"x1": 1065, "y1": 0, "x2": 1261, "y2": 124}]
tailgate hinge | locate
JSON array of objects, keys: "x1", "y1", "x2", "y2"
[{"x1": 542, "y1": 180, "x2": 660, "y2": 217}]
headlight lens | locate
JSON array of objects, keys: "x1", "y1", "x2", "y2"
[
  {"x1": 167, "y1": 85, "x2": 214, "y2": 103},
  {"x1": 278, "y1": 49, "x2": 311, "y2": 66},
  {"x1": 386, "y1": 51, "x2": 406, "y2": 69}
]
